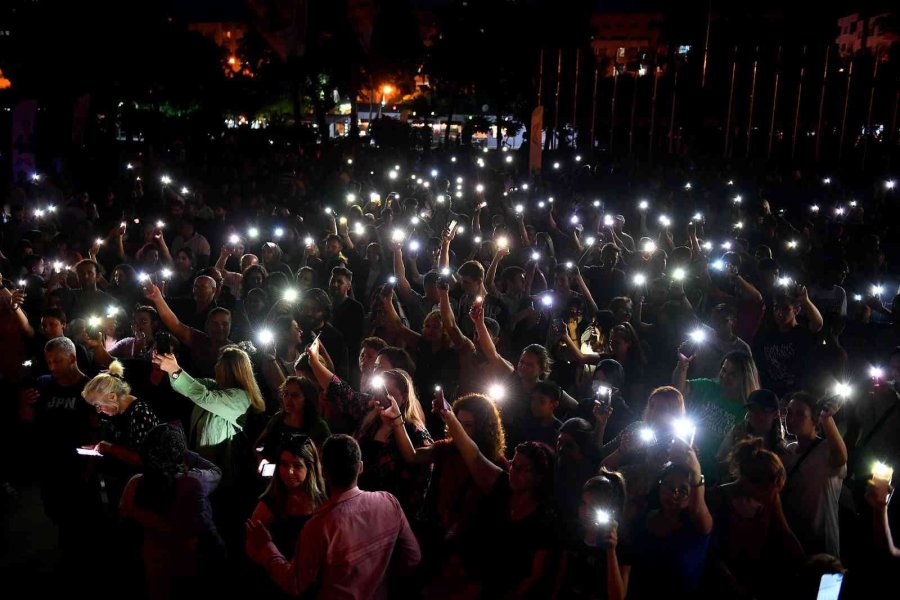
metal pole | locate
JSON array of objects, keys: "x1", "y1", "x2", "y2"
[
  {"x1": 629, "y1": 72, "x2": 639, "y2": 156},
  {"x1": 724, "y1": 47, "x2": 737, "y2": 157},
  {"x1": 791, "y1": 46, "x2": 806, "y2": 161},
  {"x1": 668, "y1": 61, "x2": 679, "y2": 154},
  {"x1": 590, "y1": 66, "x2": 599, "y2": 151},
  {"x1": 537, "y1": 48, "x2": 544, "y2": 106},
  {"x1": 701, "y1": 0, "x2": 713, "y2": 89},
  {"x1": 554, "y1": 49, "x2": 562, "y2": 149},
  {"x1": 572, "y1": 48, "x2": 581, "y2": 147},
  {"x1": 746, "y1": 47, "x2": 759, "y2": 157},
  {"x1": 649, "y1": 66, "x2": 659, "y2": 163},
  {"x1": 814, "y1": 45, "x2": 831, "y2": 162},
  {"x1": 862, "y1": 51, "x2": 881, "y2": 170},
  {"x1": 610, "y1": 68, "x2": 619, "y2": 153},
  {"x1": 767, "y1": 46, "x2": 782, "y2": 160},
  {"x1": 838, "y1": 59, "x2": 854, "y2": 163}
]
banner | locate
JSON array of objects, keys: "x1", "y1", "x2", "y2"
[
  {"x1": 529, "y1": 106, "x2": 543, "y2": 174},
  {"x1": 12, "y1": 100, "x2": 37, "y2": 180}
]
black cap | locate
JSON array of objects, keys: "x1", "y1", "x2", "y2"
[{"x1": 744, "y1": 389, "x2": 779, "y2": 411}]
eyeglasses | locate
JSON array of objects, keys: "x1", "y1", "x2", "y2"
[{"x1": 660, "y1": 482, "x2": 690, "y2": 498}]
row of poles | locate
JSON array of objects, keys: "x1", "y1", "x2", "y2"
[{"x1": 535, "y1": 43, "x2": 896, "y2": 169}]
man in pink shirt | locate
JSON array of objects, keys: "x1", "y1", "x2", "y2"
[{"x1": 246, "y1": 434, "x2": 421, "y2": 599}]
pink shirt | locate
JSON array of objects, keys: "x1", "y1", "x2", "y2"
[{"x1": 258, "y1": 487, "x2": 421, "y2": 599}]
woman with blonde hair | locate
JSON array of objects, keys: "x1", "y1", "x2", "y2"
[
  {"x1": 674, "y1": 350, "x2": 761, "y2": 473},
  {"x1": 305, "y1": 338, "x2": 433, "y2": 515},
  {"x1": 152, "y1": 345, "x2": 265, "y2": 488},
  {"x1": 81, "y1": 360, "x2": 161, "y2": 467},
  {"x1": 249, "y1": 433, "x2": 326, "y2": 559}
]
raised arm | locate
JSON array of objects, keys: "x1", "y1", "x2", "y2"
[
  {"x1": 2, "y1": 288, "x2": 35, "y2": 338},
  {"x1": 572, "y1": 266, "x2": 599, "y2": 317},
  {"x1": 515, "y1": 212, "x2": 530, "y2": 247},
  {"x1": 384, "y1": 396, "x2": 437, "y2": 465},
  {"x1": 818, "y1": 406, "x2": 848, "y2": 471},
  {"x1": 437, "y1": 397, "x2": 503, "y2": 492},
  {"x1": 470, "y1": 301, "x2": 514, "y2": 375},
  {"x1": 485, "y1": 246, "x2": 509, "y2": 298},
  {"x1": 144, "y1": 283, "x2": 193, "y2": 347},
  {"x1": 438, "y1": 284, "x2": 471, "y2": 351},
  {"x1": 798, "y1": 285, "x2": 824, "y2": 334}
]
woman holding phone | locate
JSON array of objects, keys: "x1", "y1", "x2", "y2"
[{"x1": 305, "y1": 338, "x2": 432, "y2": 515}]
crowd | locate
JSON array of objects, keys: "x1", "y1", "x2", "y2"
[{"x1": 1, "y1": 144, "x2": 899, "y2": 599}]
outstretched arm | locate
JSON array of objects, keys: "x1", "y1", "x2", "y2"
[{"x1": 144, "y1": 283, "x2": 193, "y2": 347}]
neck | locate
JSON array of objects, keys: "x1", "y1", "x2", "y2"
[
  {"x1": 283, "y1": 412, "x2": 303, "y2": 428},
  {"x1": 196, "y1": 299, "x2": 211, "y2": 312},
  {"x1": 537, "y1": 414, "x2": 555, "y2": 426},
  {"x1": 796, "y1": 431, "x2": 818, "y2": 448},
  {"x1": 119, "y1": 395, "x2": 136, "y2": 412},
  {"x1": 56, "y1": 368, "x2": 84, "y2": 386},
  {"x1": 510, "y1": 490, "x2": 537, "y2": 516},
  {"x1": 778, "y1": 320, "x2": 797, "y2": 333}
]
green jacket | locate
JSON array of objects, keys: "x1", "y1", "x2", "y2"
[{"x1": 171, "y1": 371, "x2": 251, "y2": 486}]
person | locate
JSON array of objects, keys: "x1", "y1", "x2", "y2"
[
  {"x1": 553, "y1": 471, "x2": 630, "y2": 600},
  {"x1": 250, "y1": 433, "x2": 327, "y2": 559},
  {"x1": 522, "y1": 380, "x2": 565, "y2": 447},
  {"x1": 674, "y1": 351, "x2": 760, "y2": 474},
  {"x1": 708, "y1": 437, "x2": 805, "y2": 599},
  {"x1": 781, "y1": 391, "x2": 848, "y2": 557},
  {"x1": 152, "y1": 345, "x2": 265, "y2": 488},
  {"x1": 53, "y1": 258, "x2": 117, "y2": 321},
  {"x1": 245, "y1": 434, "x2": 421, "y2": 599},
  {"x1": 683, "y1": 304, "x2": 752, "y2": 380},
  {"x1": 170, "y1": 217, "x2": 211, "y2": 269},
  {"x1": 143, "y1": 281, "x2": 233, "y2": 378},
  {"x1": 308, "y1": 339, "x2": 433, "y2": 515},
  {"x1": 717, "y1": 389, "x2": 786, "y2": 474},
  {"x1": 255, "y1": 376, "x2": 331, "y2": 462},
  {"x1": 119, "y1": 423, "x2": 223, "y2": 600},
  {"x1": 297, "y1": 288, "x2": 349, "y2": 380},
  {"x1": 259, "y1": 315, "x2": 304, "y2": 401},
  {"x1": 601, "y1": 386, "x2": 687, "y2": 471},
  {"x1": 619, "y1": 449, "x2": 713, "y2": 599},
  {"x1": 18, "y1": 337, "x2": 100, "y2": 565},
  {"x1": 89, "y1": 305, "x2": 161, "y2": 366},
  {"x1": 80, "y1": 360, "x2": 160, "y2": 467},
  {"x1": 753, "y1": 288, "x2": 824, "y2": 397},
  {"x1": 356, "y1": 336, "x2": 388, "y2": 394},
  {"x1": 429, "y1": 395, "x2": 560, "y2": 597},
  {"x1": 328, "y1": 266, "x2": 365, "y2": 377}
]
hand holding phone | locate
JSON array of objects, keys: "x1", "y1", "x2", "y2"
[{"x1": 433, "y1": 387, "x2": 451, "y2": 414}]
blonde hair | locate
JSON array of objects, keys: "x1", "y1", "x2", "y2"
[
  {"x1": 359, "y1": 368, "x2": 426, "y2": 437},
  {"x1": 82, "y1": 360, "x2": 131, "y2": 412},
  {"x1": 215, "y1": 346, "x2": 265, "y2": 413}
]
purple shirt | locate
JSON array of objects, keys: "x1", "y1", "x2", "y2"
[{"x1": 257, "y1": 487, "x2": 421, "y2": 599}]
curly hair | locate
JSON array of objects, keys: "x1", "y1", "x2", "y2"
[
  {"x1": 729, "y1": 436, "x2": 786, "y2": 489},
  {"x1": 136, "y1": 424, "x2": 187, "y2": 514},
  {"x1": 453, "y1": 394, "x2": 506, "y2": 462}
]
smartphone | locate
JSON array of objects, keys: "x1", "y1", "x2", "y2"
[
  {"x1": 447, "y1": 219, "x2": 458, "y2": 235},
  {"x1": 816, "y1": 573, "x2": 843, "y2": 600},
  {"x1": 261, "y1": 463, "x2": 276, "y2": 477},
  {"x1": 76, "y1": 447, "x2": 103, "y2": 457},
  {"x1": 433, "y1": 387, "x2": 451, "y2": 414},
  {"x1": 156, "y1": 332, "x2": 173, "y2": 355}
]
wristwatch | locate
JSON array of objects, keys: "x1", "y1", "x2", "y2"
[
  {"x1": 172, "y1": 369, "x2": 183, "y2": 380},
  {"x1": 690, "y1": 474, "x2": 705, "y2": 488}
]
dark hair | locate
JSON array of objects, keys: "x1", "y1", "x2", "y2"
[
  {"x1": 559, "y1": 418, "x2": 593, "y2": 454},
  {"x1": 457, "y1": 260, "x2": 484, "y2": 281},
  {"x1": 301, "y1": 288, "x2": 333, "y2": 320},
  {"x1": 321, "y1": 434, "x2": 361, "y2": 489},
  {"x1": 376, "y1": 346, "x2": 416, "y2": 376},
  {"x1": 501, "y1": 266, "x2": 526, "y2": 283},
  {"x1": 134, "y1": 305, "x2": 160, "y2": 325},
  {"x1": 260, "y1": 433, "x2": 327, "y2": 512},
  {"x1": 135, "y1": 424, "x2": 187, "y2": 514},
  {"x1": 595, "y1": 359, "x2": 624, "y2": 389},
  {"x1": 514, "y1": 441, "x2": 555, "y2": 501},
  {"x1": 331, "y1": 266, "x2": 353, "y2": 282},
  {"x1": 647, "y1": 462, "x2": 694, "y2": 511},
  {"x1": 532, "y1": 380, "x2": 562, "y2": 403},
  {"x1": 279, "y1": 375, "x2": 322, "y2": 425},
  {"x1": 453, "y1": 394, "x2": 506, "y2": 460},
  {"x1": 712, "y1": 303, "x2": 737, "y2": 320},
  {"x1": 206, "y1": 307, "x2": 231, "y2": 326},
  {"x1": 41, "y1": 307, "x2": 68, "y2": 324},
  {"x1": 362, "y1": 336, "x2": 388, "y2": 353},
  {"x1": 175, "y1": 246, "x2": 195, "y2": 265},
  {"x1": 483, "y1": 317, "x2": 501, "y2": 339},
  {"x1": 730, "y1": 436, "x2": 785, "y2": 488},
  {"x1": 521, "y1": 344, "x2": 552, "y2": 379},
  {"x1": 785, "y1": 390, "x2": 817, "y2": 417},
  {"x1": 582, "y1": 469, "x2": 627, "y2": 520}
]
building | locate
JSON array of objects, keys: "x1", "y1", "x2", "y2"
[
  {"x1": 836, "y1": 11, "x2": 898, "y2": 59},
  {"x1": 589, "y1": 12, "x2": 665, "y2": 75}
]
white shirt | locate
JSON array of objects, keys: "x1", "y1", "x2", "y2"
[{"x1": 781, "y1": 439, "x2": 846, "y2": 557}]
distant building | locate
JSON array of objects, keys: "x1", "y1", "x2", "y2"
[
  {"x1": 589, "y1": 12, "x2": 665, "y2": 75},
  {"x1": 836, "y1": 12, "x2": 898, "y2": 59}
]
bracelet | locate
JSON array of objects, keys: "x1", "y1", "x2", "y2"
[
  {"x1": 392, "y1": 415, "x2": 404, "y2": 424},
  {"x1": 690, "y1": 474, "x2": 705, "y2": 488}
]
